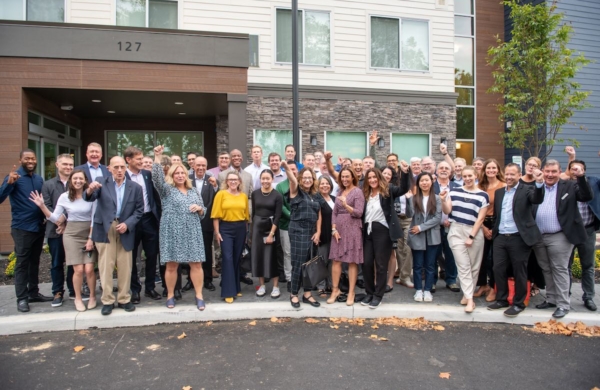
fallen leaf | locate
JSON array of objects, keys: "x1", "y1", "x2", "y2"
[
  {"x1": 439, "y1": 372, "x2": 451, "y2": 379},
  {"x1": 433, "y1": 325, "x2": 445, "y2": 331},
  {"x1": 73, "y1": 345, "x2": 85, "y2": 353},
  {"x1": 370, "y1": 334, "x2": 378, "y2": 339},
  {"x1": 371, "y1": 325, "x2": 379, "y2": 329},
  {"x1": 271, "y1": 317, "x2": 279, "y2": 323},
  {"x1": 205, "y1": 321, "x2": 213, "y2": 326},
  {"x1": 248, "y1": 321, "x2": 257, "y2": 326},
  {"x1": 177, "y1": 332, "x2": 187, "y2": 340},
  {"x1": 379, "y1": 337, "x2": 389, "y2": 341},
  {"x1": 330, "y1": 325, "x2": 339, "y2": 329},
  {"x1": 182, "y1": 386, "x2": 192, "y2": 390},
  {"x1": 305, "y1": 318, "x2": 320, "y2": 324}
]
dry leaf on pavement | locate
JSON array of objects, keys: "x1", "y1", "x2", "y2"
[
  {"x1": 305, "y1": 318, "x2": 320, "y2": 324},
  {"x1": 330, "y1": 325, "x2": 339, "y2": 329},
  {"x1": 379, "y1": 337, "x2": 389, "y2": 341},
  {"x1": 370, "y1": 334, "x2": 378, "y2": 339},
  {"x1": 205, "y1": 321, "x2": 213, "y2": 326},
  {"x1": 182, "y1": 386, "x2": 192, "y2": 390},
  {"x1": 177, "y1": 332, "x2": 187, "y2": 340},
  {"x1": 439, "y1": 372, "x2": 451, "y2": 379},
  {"x1": 248, "y1": 321, "x2": 257, "y2": 326},
  {"x1": 433, "y1": 325, "x2": 445, "y2": 331},
  {"x1": 271, "y1": 317, "x2": 279, "y2": 323},
  {"x1": 73, "y1": 346, "x2": 85, "y2": 353},
  {"x1": 371, "y1": 324, "x2": 379, "y2": 329}
]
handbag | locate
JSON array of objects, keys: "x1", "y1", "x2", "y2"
[
  {"x1": 240, "y1": 244, "x2": 252, "y2": 274},
  {"x1": 302, "y1": 245, "x2": 329, "y2": 291}
]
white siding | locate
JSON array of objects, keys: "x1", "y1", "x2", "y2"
[
  {"x1": 68, "y1": 0, "x2": 113, "y2": 25},
  {"x1": 64, "y1": 0, "x2": 455, "y2": 92},
  {"x1": 181, "y1": 0, "x2": 454, "y2": 92}
]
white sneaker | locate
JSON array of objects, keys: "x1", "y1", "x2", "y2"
[
  {"x1": 398, "y1": 278, "x2": 415, "y2": 288},
  {"x1": 256, "y1": 285, "x2": 266, "y2": 297},
  {"x1": 271, "y1": 286, "x2": 281, "y2": 299},
  {"x1": 423, "y1": 291, "x2": 433, "y2": 302},
  {"x1": 414, "y1": 290, "x2": 424, "y2": 302}
]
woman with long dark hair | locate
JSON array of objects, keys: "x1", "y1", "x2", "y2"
[
  {"x1": 281, "y1": 161, "x2": 322, "y2": 309},
  {"x1": 382, "y1": 166, "x2": 401, "y2": 291},
  {"x1": 251, "y1": 169, "x2": 283, "y2": 299},
  {"x1": 30, "y1": 169, "x2": 97, "y2": 312},
  {"x1": 327, "y1": 167, "x2": 364, "y2": 306},
  {"x1": 474, "y1": 159, "x2": 506, "y2": 302},
  {"x1": 360, "y1": 166, "x2": 410, "y2": 309},
  {"x1": 406, "y1": 172, "x2": 442, "y2": 302}
]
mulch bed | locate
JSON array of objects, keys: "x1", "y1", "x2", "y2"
[{"x1": 0, "y1": 253, "x2": 53, "y2": 286}]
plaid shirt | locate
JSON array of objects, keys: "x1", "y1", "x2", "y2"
[
  {"x1": 577, "y1": 201, "x2": 595, "y2": 227},
  {"x1": 536, "y1": 183, "x2": 562, "y2": 234}
]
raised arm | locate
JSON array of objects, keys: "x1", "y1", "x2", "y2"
[
  {"x1": 281, "y1": 160, "x2": 299, "y2": 198},
  {"x1": 324, "y1": 152, "x2": 339, "y2": 180},
  {"x1": 440, "y1": 143, "x2": 455, "y2": 172},
  {"x1": 151, "y1": 145, "x2": 170, "y2": 198}
]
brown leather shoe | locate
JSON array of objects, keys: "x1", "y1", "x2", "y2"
[
  {"x1": 485, "y1": 288, "x2": 496, "y2": 302},
  {"x1": 473, "y1": 286, "x2": 490, "y2": 297}
]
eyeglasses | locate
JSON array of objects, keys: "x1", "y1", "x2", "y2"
[{"x1": 526, "y1": 163, "x2": 538, "y2": 168}]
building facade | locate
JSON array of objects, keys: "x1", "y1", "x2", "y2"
[{"x1": 0, "y1": 0, "x2": 509, "y2": 252}]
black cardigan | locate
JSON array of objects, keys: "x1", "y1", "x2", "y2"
[{"x1": 362, "y1": 170, "x2": 410, "y2": 241}]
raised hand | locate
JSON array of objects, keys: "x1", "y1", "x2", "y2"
[
  {"x1": 7, "y1": 165, "x2": 20, "y2": 185},
  {"x1": 399, "y1": 160, "x2": 409, "y2": 174},
  {"x1": 324, "y1": 151, "x2": 333, "y2": 161},
  {"x1": 565, "y1": 146, "x2": 575, "y2": 157},
  {"x1": 280, "y1": 160, "x2": 289, "y2": 170},
  {"x1": 440, "y1": 143, "x2": 448, "y2": 155},
  {"x1": 208, "y1": 176, "x2": 217, "y2": 187},
  {"x1": 337, "y1": 155, "x2": 343, "y2": 165},
  {"x1": 571, "y1": 164, "x2": 584, "y2": 177},
  {"x1": 369, "y1": 131, "x2": 378, "y2": 146},
  {"x1": 533, "y1": 168, "x2": 544, "y2": 182},
  {"x1": 28, "y1": 191, "x2": 44, "y2": 207}
]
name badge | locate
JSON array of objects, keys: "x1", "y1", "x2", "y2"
[{"x1": 561, "y1": 193, "x2": 569, "y2": 200}]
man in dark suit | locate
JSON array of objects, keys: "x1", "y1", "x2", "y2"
[
  {"x1": 84, "y1": 156, "x2": 144, "y2": 315},
  {"x1": 190, "y1": 156, "x2": 218, "y2": 291},
  {"x1": 42, "y1": 153, "x2": 76, "y2": 307},
  {"x1": 124, "y1": 146, "x2": 161, "y2": 303},
  {"x1": 75, "y1": 142, "x2": 110, "y2": 183},
  {"x1": 487, "y1": 163, "x2": 545, "y2": 317},
  {"x1": 532, "y1": 159, "x2": 593, "y2": 318}
]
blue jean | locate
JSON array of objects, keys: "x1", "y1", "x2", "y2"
[
  {"x1": 413, "y1": 244, "x2": 440, "y2": 292},
  {"x1": 48, "y1": 236, "x2": 74, "y2": 295},
  {"x1": 435, "y1": 229, "x2": 457, "y2": 285}
]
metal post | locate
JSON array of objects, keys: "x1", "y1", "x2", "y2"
[{"x1": 291, "y1": 0, "x2": 300, "y2": 154}]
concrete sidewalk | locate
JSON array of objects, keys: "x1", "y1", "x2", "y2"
[{"x1": 0, "y1": 277, "x2": 598, "y2": 336}]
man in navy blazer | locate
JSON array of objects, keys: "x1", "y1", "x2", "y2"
[
  {"x1": 75, "y1": 142, "x2": 110, "y2": 183},
  {"x1": 190, "y1": 156, "x2": 219, "y2": 291},
  {"x1": 124, "y1": 146, "x2": 162, "y2": 303},
  {"x1": 84, "y1": 156, "x2": 144, "y2": 315}
]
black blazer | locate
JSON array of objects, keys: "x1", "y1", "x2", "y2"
[
  {"x1": 492, "y1": 183, "x2": 545, "y2": 246},
  {"x1": 532, "y1": 176, "x2": 594, "y2": 246},
  {"x1": 125, "y1": 169, "x2": 160, "y2": 222},
  {"x1": 362, "y1": 171, "x2": 410, "y2": 241},
  {"x1": 190, "y1": 174, "x2": 218, "y2": 232},
  {"x1": 41, "y1": 176, "x2": 67, "y2": 239}
]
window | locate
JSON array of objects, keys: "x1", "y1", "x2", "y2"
[
  {"x1": 106, "y1": 131, "x2": 203, "y2": 162},
  {"x1": 254, "y1": 130, "x2": 292, "y2": 164},
  {"x1": 28, "y1": 112, "x2": 41, "y2": 126},
  {"x1": 325, "y1": 132, "x2": 367, "y2": 160},
  {"x1": 249, "y1": 35, "x2": 259, "y2": 67},
  {"x1": 43, "y1": 118, "x2": 67, "y2": 135},
  {"x1": 276, "y1": 8, "x2": 330, "y2": 66},
  {"x1": 455, "y1": 0, "x2": 475, "y2": 162},
  {"x1": 391, "y1": 133, "x2": 430, "y2": 162},
  {"x1": 1, "y1": 0, "x2": 64, "y2": 22},
  {"x1": 117, "y1": 0, "x2": 178, "y2": 29},
  {"x1": 456, "y1": 107, "x2": 474, "y2": 139},
  {"x1": 371, "y1": 16, "x2": 429, "y2": 71}
]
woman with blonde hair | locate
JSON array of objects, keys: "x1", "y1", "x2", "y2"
[
  {"x1": 442, "y1": 165, "x2": 489, "y2": 313},
  {"x1": 474, "y1": 159, "x2": 506, "y2": 302},
  {"x1": 212, "y1": 170, "x2": 250, "y2": 303},
  {"x1": 152, "y1": 146, "x2": 207, "y2": 310},
  {"x1": 30, "y1": 169, "x2": 97, "y2": 312}
]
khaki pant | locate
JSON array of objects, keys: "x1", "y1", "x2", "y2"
[
  {"x1": 96, "y1": 221, "x2": 133, "y2": 305},
  {"x1": 395, "y1": 216, "x2": 413, "y2": 281},
  {"x1": 448, "y1": 222, "x2": 484, "y2": 299}
]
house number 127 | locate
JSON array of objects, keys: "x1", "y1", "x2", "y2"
[{"x1": 118, "y1": 42, "x2": 141, "y2": 51}]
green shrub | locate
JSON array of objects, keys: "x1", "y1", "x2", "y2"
[
  {"x1": 43, "y1": 244, "x2": 50, "y2": 254},
  {"x1": 572, "y1": 249, "x2": 600, "y2": 280},
  {"x1": 4, "y1": 251, "x2": 16, "y2": 277}
]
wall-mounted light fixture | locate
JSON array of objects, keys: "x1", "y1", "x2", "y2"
[
  {"x1": 377, "y1": 137, "x2": 385, "y2": 148},
  {"x1": 456, "y1": 142, "x2": 462, "y2": 150},
  {"x1": 310, "y1": 134, "x2": 317, "y2": 146}
]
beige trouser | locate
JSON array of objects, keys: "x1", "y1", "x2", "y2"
[
  {"x1": 395, "y1": 216, "x2": 413, "y2": 281},
  {"x1": 96, "y1": 221, "x2": 133, "y2": 305},
  {"x1": 448, "y1": 222, "x2": 484, "y2": 299}
]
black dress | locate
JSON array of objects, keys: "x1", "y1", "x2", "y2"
[{"x1": 250, "y1": 189, "x2": 283, "y2": 279}]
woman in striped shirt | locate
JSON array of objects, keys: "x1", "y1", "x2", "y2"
[{"x1": 441, "y1": 166, "x2": 489, "y2": 313}]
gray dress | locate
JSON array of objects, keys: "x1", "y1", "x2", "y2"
[{"x1": 152, "y1": 163, "x2": 206, "y2": 263}]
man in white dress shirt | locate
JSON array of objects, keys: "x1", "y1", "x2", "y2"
[{"x1": 244, "y1": 145, "x2": 269, "y2": 191}]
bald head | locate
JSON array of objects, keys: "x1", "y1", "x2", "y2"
[{"x1": 109, "y1": 156, "x2": 127, "y2": 183}]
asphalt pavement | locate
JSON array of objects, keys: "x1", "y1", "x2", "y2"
[{"x1": 0, "y1": 320, "x2": 599, "y2": 390}]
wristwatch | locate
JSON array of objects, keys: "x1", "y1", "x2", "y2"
[{"x1": 468, "y1": 234, "x2": 475, "y2": 239}]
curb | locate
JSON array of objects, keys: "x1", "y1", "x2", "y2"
[{"x1": 1, "y1": 301, "x2": 599, "y2": 336}]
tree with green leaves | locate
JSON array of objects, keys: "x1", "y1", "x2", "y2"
[{"x1": 487, "y1": 0, "x2": 591, "y2": 160}]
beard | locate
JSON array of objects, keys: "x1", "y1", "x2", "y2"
[{"x1": 22, "y1": 161, "x2": 37, "y2": 174}]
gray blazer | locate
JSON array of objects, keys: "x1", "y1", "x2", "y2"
[
  {"x1": 406, "y1": 195, "x2": 442, "y2": 250},
  {"x1": 42, "y1": 176, "x2": 67, "y2": 239},
  {"x1": 83, "y1": 175, "x2": 144, "y2": 252}
]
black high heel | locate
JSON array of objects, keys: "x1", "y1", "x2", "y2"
[
  {"x1": 290, "y1": 295, "x2": 300, "y2": 309},
  {"x1": 302, "y1": 295, "x2": 320, "y2": 307}
]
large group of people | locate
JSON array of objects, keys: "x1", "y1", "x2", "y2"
[{"x1": 1, "y1": 134, "x2": 598, "y2": 320}]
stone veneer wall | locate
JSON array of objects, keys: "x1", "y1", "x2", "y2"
[
  {"x1": 246, "y1": 96, "x2": 456, "y2": 165},
  {"x1": 215, "y1": 115, "x2": 229, "y2": 157}
]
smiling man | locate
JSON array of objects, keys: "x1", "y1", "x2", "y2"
[
  {"x1": 0, "y1": 149, "x2": 50, "y2": 312},
  {"x1": 75, "y1": 143, "x2": 110, "y2": 183}
]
